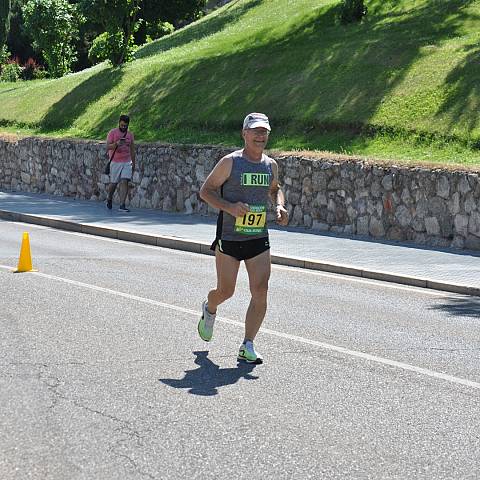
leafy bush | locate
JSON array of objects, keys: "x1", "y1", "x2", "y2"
[
  {"x1": 88, "y1": 30, "x2": 136, "y2": 66},
  {"x1": 80, "y1": 0, "x2": 139, "y2": 66},
  {"x1": 20, "y1": 57, "x2": 46, "y2": 80},
  {"x1": 145, "y1": 20, "x2": 174, "y2": 41},
  {"x1": 339, "y1": 0, "x2": 367, "y2": 24},
  {"x1": 88, "y1": 31, "x2": 109, "y2": 64},
  {"x1": 0, "y1": 45, "x2": 9, "y2": 65},
  {"x1": 0, "y1": 60, "x2": 23, "y2": 82}
]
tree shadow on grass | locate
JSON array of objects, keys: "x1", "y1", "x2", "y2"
[
  {"x1": 436, "y1": 42, "x2": 480, "y2": 140},
  {"x1": 159, "y1": 350, "x2": 259, "y2": 396},
  {"x1": 135, "y1": 0, "x2": 261, "y2": 60},
  {"x1": 104, "y1": 0, "x2": 478, "y2": 140},
  {"x1": 40, "y1": 67, "x2": 126, "y2": 133}
]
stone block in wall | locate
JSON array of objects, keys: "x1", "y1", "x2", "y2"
[
  {"x1": 387, "y1": 226, "x2": 406, "y2": 241},
  {"x1": 454, "y1": 214, "x2": 469, "y2": 237},
  {"x1": 347, "y1": 205, "x2": 357, "y2": 220},
  {"x1": 458, "y1": 175, "x2": 471, "y2": 195},
  {"x1": 302, "y1": 176, "x2": 312, "y2": 194},
  {"x1": 468, "y1": 211, "x2": 480, "y2": 237},
  {"x1": 401, "y1": 187, "x2": 413, "y2": 205},
  {"x1": 195, "y1": 164, "x2": 205, "y2": 182},
  {"x1": 429, "y1": 236, "x2": 451, "y2": 248},
  {"x1": 371, "y1": 181, "x2": 381, "y2": 198},
  {"x1": 428, "y1": 197, "x2": 447, "y2": 216},
  {"x1": 357, "y1": 216, "x2": 369, "y2": 235},
  {"x1": 415, "y1": 198, "x2": 428, "y2": 219},
  {"x1": 412, "y1": 216, "x2": 425, "y2": 232},
  {"x1": 287, "y1": 191, "x2": 300, "y2": 205},
  {"x1": 327, "y1": 177, "x2": 341, "y2": 190},
  {"x1": 312, "y1": 221, "x2": 330, "y2": 231},
  {"x1": 292, "y1": 205, "x2": 303, "y2": 224},
  {"x1": 436, "y1": 175, "x2": 450, "y2": 199},
  {"x1": 451, "y1": 236, "x2": 465, "y2": 249},
  {"x1": 185, "y1": 198, "x2": 193, "y2": 214},
  {"x1": 468, "y1": 173, "x2": 479, "y2": 190},
  {"x1": 303, "y1": 214, "x2": 312, "y2": 228},
  {"x1": 381, "y1": 175, "x2": 393, "y2": 191},
  {"x1": 312, "y1": 171, "x2": 327, "y2": 190},
  {"x1": 395, "y1": 205, "x2": 412, "y2": 227},
  {"x1": 21, "y1": 172, "x2": 31, "y2": 184},
  {"x1": 464, "y1": 193, "x2": 477, "y2": 213},
  {"x1": 369, "y1": 217, "x2": 385, "y2": 237},
  {"x1": 162, "y1": 196, "x2": 173, "y2": 211},
  {"x1": 176, "y1": 189, "x2": 184, "y2": 211},
  {"x1": 425, "y1": 217, "x2": 440, "y2": 236},
  {"x1": 448, "y1": 192, "x2": 460, "y2": 215},
  {"x1": 466, "y1": 234, "x2": 480, "y2": 250}
]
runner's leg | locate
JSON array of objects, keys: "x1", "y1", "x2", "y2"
[
  {"x1": 244, "y1": 249, "x2": 271, "y2": 341},
  {"x1": 207, "y1": 248, "x2": 241, "y2": 314},
  {"x1": 118, "y1": 179, "x2": 128, "y2": 205}
]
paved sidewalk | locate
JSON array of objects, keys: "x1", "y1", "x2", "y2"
[{"x1": 1, "y1": 190, "x2": 479, "y2": 296}]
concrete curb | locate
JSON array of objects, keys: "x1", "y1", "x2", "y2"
[{"x1": 1, "y1": 209, "x2": 478, "y2": 297}]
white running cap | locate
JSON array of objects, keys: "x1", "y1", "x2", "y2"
[{"x1": 243, "y1": 112, "x2": 271, "y2": 131}]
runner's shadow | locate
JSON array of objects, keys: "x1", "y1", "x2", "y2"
[{"x1": 159, "y1": 350, "x2": 259, "y2": 396}]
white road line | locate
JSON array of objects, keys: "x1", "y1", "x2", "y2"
[
  {"x1": 1, "y1": 220, "x2": 453, "y2": 297},
  {"x1": 1, "y1": 264, "x2": 479, "y2": 391}
]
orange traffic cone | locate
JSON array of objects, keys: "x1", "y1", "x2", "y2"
[{"x1": 13, "y1": 232, "x2": 37, "y2": 273}]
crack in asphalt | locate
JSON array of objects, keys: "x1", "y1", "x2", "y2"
[{"x1": 24, "y1": 363, "x2": 161, "y2": 479}]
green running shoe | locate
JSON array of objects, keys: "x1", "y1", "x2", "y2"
[
  {"x1": 238, "y1": 340, "x2": 263, "y2": 364},
  {"x1": 197, "y1": 300, "x2": 216, "y2": 342}
]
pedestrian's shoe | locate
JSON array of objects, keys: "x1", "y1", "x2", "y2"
[
  {"x1": 106, "y1": 198, "x2": 112, "y2": 210},
  {"x1": 119, "y1": 204, "x2": 130, "y2": 212},
  {"x1": 197, "y1": 300, "x2": 216, "y2": 342},
  {"x1": 238, "y1": 340, "x2": 263, "y2": 364}
]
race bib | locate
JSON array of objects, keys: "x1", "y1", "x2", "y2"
[{"x1": 235, "y1": 205, "x2": 267, "y2": 235}]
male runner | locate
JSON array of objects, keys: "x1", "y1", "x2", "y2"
[{"x1": 198, "y1": 113, "x2": 289, "y2": 364}]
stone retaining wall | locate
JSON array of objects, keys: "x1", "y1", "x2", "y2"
[{"x1": 1, "y1": 135, "x2": 479, "y2": 250}]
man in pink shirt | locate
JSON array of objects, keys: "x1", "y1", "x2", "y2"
[{"x1": 106, "y1": 115, "x2": 136, "y2": 212}]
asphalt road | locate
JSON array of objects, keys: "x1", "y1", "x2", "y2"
[{"x1": 1, "y1": 219, "x2": 479, "y2": 480}]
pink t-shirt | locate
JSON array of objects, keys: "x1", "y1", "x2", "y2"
[{"x1": 107, "y1": 128, "x2": 134, "y2": 163}]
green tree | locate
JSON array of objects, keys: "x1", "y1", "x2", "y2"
[
  {"x1": 135, "y1": 0, "x2": 205, "y2": 44},
  {"x1": 79, "y1": 0, "x2": 206, "y2": 65},
  {"x1": 0, "y1": 0, "x2": 11, "y2": 48},
  {"x1": 140, "y1": 0, "x2": 205, "y2": 26},
  {"x1": 7, "y1": 0, "x2": 37, "y2": 63},
  {"x1": 22, "y1": 0, "x2": 82, "y2": 77},
  {"x1": 79, "y1": 0, "x2": 140, "y2": 66}
]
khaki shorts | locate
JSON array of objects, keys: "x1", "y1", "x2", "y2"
[{"x1": 110, "y1": 161, "x2": 132, "y2": 184}]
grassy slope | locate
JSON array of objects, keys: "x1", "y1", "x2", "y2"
[{"x1": 1, "y1": 0, "x2": 480, "y2": 165}]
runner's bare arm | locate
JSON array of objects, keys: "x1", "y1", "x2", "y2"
[
  {"x1": 200, "y1": 156, "x2": 250, "y2": 217},
  {"x1": 270, "y1": 160, "x2": 288, "y2": 226}
]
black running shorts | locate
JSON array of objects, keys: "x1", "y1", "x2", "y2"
[{"x1": 210, "y1": 237, "x2": 270, "y2": 261}]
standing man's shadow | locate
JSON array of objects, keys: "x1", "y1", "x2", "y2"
[{"x1": 159, "y1": 351, "x2": 259, "y2": 396}]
